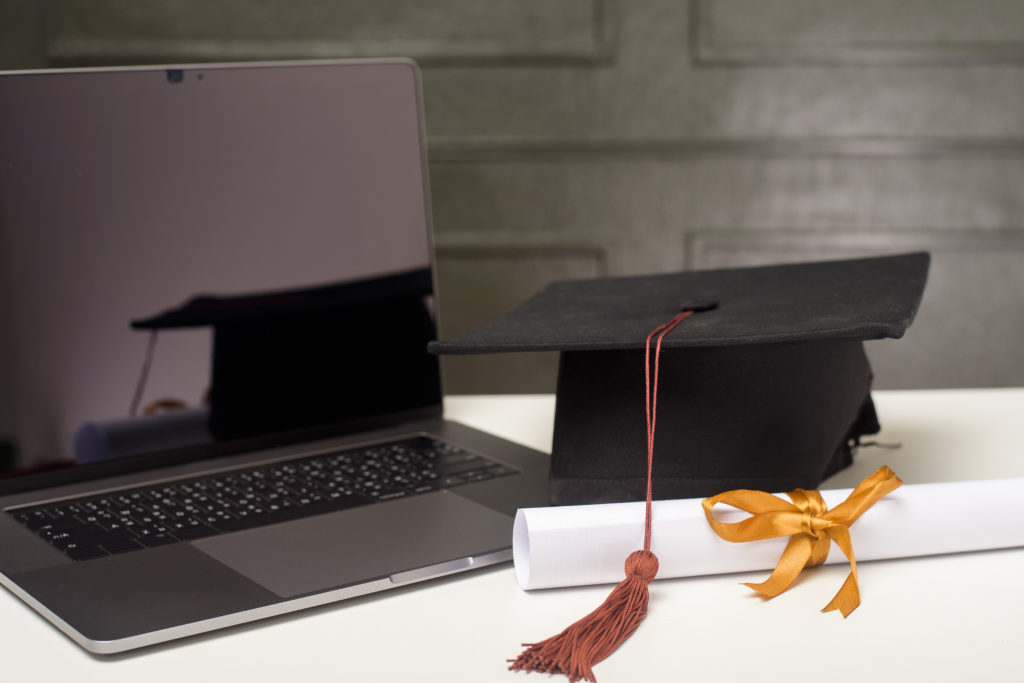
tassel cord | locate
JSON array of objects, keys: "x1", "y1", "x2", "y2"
[{"x1": 643, "y1": 310, "x2": 694, "y2": 549}]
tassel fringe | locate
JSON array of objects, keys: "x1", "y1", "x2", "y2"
[{"x1": 508, "y1": 549, "x2": 659, "y2": 683}]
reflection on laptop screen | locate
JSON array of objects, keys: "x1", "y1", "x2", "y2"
[{"x1": 0, "y1": 61, "x2": 440, "y2": 486}]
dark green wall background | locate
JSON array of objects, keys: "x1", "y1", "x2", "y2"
[{"x1": 4, "y1": 1, "x2": 1023, "y2": 392}]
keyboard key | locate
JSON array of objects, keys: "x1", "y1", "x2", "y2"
[
  {"x1": 64, "y1": 544, "x2": 110, "y2": 561},
  {"x1": 51, "y1": 528, "x2": 134, "y2": 550},
  {"x1": 138, "y1": 533, "x2": 177, "y2": 548},
  {"x1": 170, "y1": 524, "x2": 218, "y2": 541},
  {"x1": 460, "y1": 469, "x2": 497, "y2": 483},
  {"x1": 41, "y1": 522, "x2": 105, "y2": 542},
  {"x1": 24, "y1": 515, "x2": 84, "y2": 532},
  {"x1": 440, "y1": 451, "x2": 480, "y2": 466},
  {"x1": 101, "y1": 539, "x2": 145, "y2": 554},
  {"x1": 373, "y1": 489, "x2": 408, "y2": 501},
  {"x1": 9, "y1": 436, "x2": 513, "y2": 561},
  {"x1": 441, "y1": 457, "x2": 492, "y2": 475}
]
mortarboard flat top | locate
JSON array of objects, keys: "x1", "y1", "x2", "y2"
[
  {"x1": 430, "y1": 252, "x2": 930, "y2": 505},
  {"x1": 429, "y1": 252, "x2": 929, "y2": 354}
]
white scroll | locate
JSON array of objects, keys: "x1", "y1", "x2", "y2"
[{"x1": 513, "y1": 477, "x2": 1024, "y2": 590}]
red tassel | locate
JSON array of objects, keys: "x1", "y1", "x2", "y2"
[
  {"x1": 509, "y1": 310, "x2": 691, "y2": 681},
  {"x1": 508, "y1": 549, "x2": 659, "y2": 683}
]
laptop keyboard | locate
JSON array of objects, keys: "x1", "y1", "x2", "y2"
[{"x1": 8, "y1": 436, "x2": 518, "y2": 562}]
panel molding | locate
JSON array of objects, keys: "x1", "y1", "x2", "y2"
[
  {"x1": 692, "y1": 0, "x2": 1024, "y2": 66},
  {"x1": 433, "y1": 230, "x2": 610, "y2": 267},
  {"x1": 428, "y1": 136, "x2": 1024, "y2": 163},
  {"x1": 44, "y1": 0, "x2": 616, "y2": 66},
  {"x1": 683, "y1": 227, "x2": 1024, "y2": 269}
]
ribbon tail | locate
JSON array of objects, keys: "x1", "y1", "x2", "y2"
[
  {"x1": 822, "y1": 525, "x2": 859, "y2": 617},
  {"x1": 743, "y1": 534, "x2": 814, "y2": 599},
  {"x1": 822, "y1": 572, "x2": 860, "y2": 618}
]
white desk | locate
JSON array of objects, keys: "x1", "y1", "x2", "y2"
[{"x1": 2, "y1": 390, "x2": 1023, "y2": 682}]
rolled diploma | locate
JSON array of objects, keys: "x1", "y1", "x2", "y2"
[{"x1": 513, "y1": 477, "x2": 1024, "y2": 590}]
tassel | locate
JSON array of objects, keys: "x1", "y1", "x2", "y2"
[
  {"x1": 509, "y1": 549, "x2": 659, "y2": 683},
  {"x1": 509, "y1": 309, "x2": 692, "y2": 682}
]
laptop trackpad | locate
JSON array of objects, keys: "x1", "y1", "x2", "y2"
[{"x1": 192, "y1": 491, "x2": 512, "y2": 598}]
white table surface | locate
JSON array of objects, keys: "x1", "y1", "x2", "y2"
[{"x1": 2, "y1": 389, "x2": 1023, "y2": 682}]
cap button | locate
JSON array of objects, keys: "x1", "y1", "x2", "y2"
[{"x1": 679, "y1": 300, "x2": 718, "y2": 312}]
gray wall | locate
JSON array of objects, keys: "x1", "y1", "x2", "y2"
[{"x1": 4, "y1": 0, "x2": 1023, "y2": 392}]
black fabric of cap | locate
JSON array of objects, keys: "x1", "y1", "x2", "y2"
[{"x1": 430, "y1": 253, "x2": 930, "y2": 505}]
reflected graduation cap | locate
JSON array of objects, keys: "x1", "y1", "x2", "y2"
[
  {"x1": 429, "y1": 252, "x2": 930, "y2": 505},
  {"x1": 133, "y1": 269, "x2": 441, "y2": 441}
]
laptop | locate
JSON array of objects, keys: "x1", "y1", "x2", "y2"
[{"x1": 0, "y1": 59, "x2": 549, "y2": 654}]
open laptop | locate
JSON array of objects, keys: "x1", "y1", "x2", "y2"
[{"x1": 0, "y1": 59, "x2": 549, "y2": 654}]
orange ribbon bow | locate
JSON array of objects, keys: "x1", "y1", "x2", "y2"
[{"x1": 701, "y1": 466, "x2": 902, "y2": 617}]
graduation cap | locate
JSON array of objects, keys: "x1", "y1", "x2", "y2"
[
  {"x1": 430, "y1": 252, "x2": 928, "y2": 682},
  {"x1": 430, "y1": 252, "x2": 930, "y2": 506},
  {"x1": 133, "y1": 268, "x2": 440, "y2": 441}
]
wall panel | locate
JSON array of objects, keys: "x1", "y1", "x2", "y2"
[
  {"x1": 45, "y1": 0, "x2": 614, "y2": 64},
  {"x1": 694, "y1": 0, "x2": 1024, "y2": 65},
  {"x1": 2, "y1": 1, "x2": 1022, "y2": 391}
]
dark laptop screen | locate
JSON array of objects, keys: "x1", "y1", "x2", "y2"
[{"x1": 0, "y1": 60, "x2": 441, "y2": 489}]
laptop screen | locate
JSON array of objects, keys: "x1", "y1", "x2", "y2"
[{"x1": 0, "y1": 60, "x2": 441, "y2": 491}]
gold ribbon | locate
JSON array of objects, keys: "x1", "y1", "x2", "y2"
[{"x1": 701, "y1": 466, "x2": 902, "y2": 617}]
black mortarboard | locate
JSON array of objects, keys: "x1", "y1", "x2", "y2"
[
  {"x1": 133, "y1": 268, "x2": 440, "y2": 441},
  {"x1": 430, "y1": 252, "x2": 929, "y2": 506}
]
